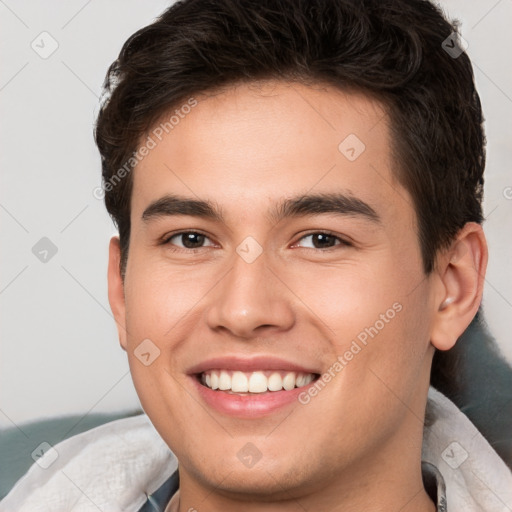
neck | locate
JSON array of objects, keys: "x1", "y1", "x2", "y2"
[{"x1": 175, "y1": 436, "x2": 437, "y2": 512}]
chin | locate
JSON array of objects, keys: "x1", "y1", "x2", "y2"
[{"x1": 189, "y1": 454, "x2": 321, "y2": 501}]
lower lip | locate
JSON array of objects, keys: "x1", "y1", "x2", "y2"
[{"x1": 190, "y1": 375, "x2": 313, "y2": 418}]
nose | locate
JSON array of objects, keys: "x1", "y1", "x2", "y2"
[{"x1": 205, "y1": 250, "x2": 295, "y2": 339}]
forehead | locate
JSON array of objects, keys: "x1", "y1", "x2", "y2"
[{"x1": 131, "y1": 80, "x2": 414, "y2": 228}]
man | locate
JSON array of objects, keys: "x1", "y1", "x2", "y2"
[{"x1": 2, "y1": 0, "x2": 512, "y2": 510}]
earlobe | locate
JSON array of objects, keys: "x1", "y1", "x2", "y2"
[
  {"x1": 430, "y1": 222, "x2": 488, "y2": 351},
  {"x1": 107, "y1": 236, "x2": 128, "y2": 351}
]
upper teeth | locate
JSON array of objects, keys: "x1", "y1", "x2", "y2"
[{"x1": 201, "y1": 370, "x2": 315, "y2": 393}]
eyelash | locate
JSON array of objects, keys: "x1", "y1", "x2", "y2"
[{"x1": 161, "y1": 230, "x2": 352, "y2": 253}]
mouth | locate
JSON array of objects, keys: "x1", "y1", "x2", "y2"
[
  {"x1": 197, "y1": 369, "x2": 319, "y2": 394},
  {"x1": 187, "y1": 356, "x2": 322, "y2": 417},
  {"x1": 188, "y1": 363, "x2": 321, "y2": 417}
]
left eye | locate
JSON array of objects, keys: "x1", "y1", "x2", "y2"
[
  {"x1": 165, "y1": 232, "x2": 215, "y2": 249},
  {"x1": 295, "y1": 232, "x2": 348, "y2": 249}
]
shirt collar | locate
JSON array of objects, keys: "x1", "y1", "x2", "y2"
[{"x1": 422, "y1": 461, "x2": 448, "y2": 511}]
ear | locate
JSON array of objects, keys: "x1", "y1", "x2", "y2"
[
  {"x1": 430, "y1": 222, "x2": 488, "y2": 351},
  {"x1": 108, "y1": 236, "x2": 128, "y2": 351}
]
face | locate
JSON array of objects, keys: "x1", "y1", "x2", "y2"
[{"x1": 111, "y1": 81, "x2": 439, "y2": 499}]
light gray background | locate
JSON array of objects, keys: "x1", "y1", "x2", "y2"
[{"x1": 1, "y1": 0, "x2": 511, "y2": 428}]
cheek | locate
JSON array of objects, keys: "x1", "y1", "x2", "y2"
[
  {"x1": 286, "y1": 251, "x2": 430, "y2": 383},
  {"x1": 123, "y1": 255, "x2": 215, "y2": 341},
  {"x1": 280, "y1": 257, "x2": 402, "y2": 337}
]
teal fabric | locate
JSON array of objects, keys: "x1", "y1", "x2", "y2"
[{"x1": 0, "y1": 409, "x2": 142, "y2": 499}]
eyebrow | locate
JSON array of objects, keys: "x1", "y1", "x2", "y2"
[{"x1": 142, "y1": 193, "x2": 381, "y2": 225}]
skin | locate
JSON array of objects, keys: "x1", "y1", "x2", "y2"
[{"x1": 107, "y1": 80, "x2": 487, "y2": 511}]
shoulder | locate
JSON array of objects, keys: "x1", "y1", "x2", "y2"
[
  {"x1": 0, "y1": 414, "x2": 178, "y2": 512},
  {"x1": 423, "y1": 387, "x2": 512, "y2": 511}
]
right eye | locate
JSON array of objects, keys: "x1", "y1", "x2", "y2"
[{"x1": 163, "y1": 231, "x2": 216, "y2": 251}]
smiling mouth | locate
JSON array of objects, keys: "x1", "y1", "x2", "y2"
[{"x1": 198, "y1": 370, "x2": 320, "y2": 394}]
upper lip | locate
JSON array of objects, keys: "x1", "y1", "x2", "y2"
[{"x1": 187, "y1": 356, "x2": 320, "y2": 375}]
